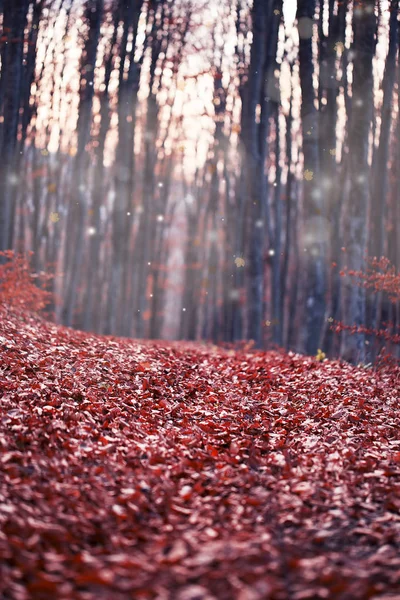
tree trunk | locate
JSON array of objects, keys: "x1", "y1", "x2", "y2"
[
  {"x1": 369, "y1": 0, "x2": 398, "y2": 332},
  {"x1": 62, "y1": 0, "x2": 103, "y2": 326},
  {"x1": 84, "y1": 2, "x2": 119, "y2": 332},
  {"x1": 244, "y1": 0, "x2": 271, "y2": 346},
  {"x1": 342, "y1": 0, "x2": 376, "y2": 363},
  {"x1": 105, "y1": 0, "x2": 143, "y2": 335},
  {"x1": 0, "y1": 0, "x2": 30, "y2": 251},
  {"x1": 297, "y1": 0, "x2": 326, "y2": 355}
]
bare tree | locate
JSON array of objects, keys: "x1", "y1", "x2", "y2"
[
  {"x1": 0, "y1": 0, "x2": 30, "y2": 251},
  {"x1": 62, "y1": 0, "x2": 104, "y2": 326},
  {"x1": 342, "y1": 0, "x2": 376, "y2": 363}
]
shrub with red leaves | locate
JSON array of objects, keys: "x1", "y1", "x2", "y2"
[
  {"x1": 1, "y1": 305, "x2": 400, "y2": 599},
  {"x1": 334, "y1": 257, "x2": 400, "y2": 364},
  {"x1": 340, "y1": 257, "x2": 400, "y2": 302},
  {"x1": 0, "y1": 251, "x2": 52, "y2": 313}
]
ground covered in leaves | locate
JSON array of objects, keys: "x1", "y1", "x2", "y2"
[{"x1": 1, "y1": 306, "x2": 400, "y2": 600}]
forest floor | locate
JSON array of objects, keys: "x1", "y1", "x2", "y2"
[{"x1": 1, "y1": 306, "x2": 400, "y2": 600}]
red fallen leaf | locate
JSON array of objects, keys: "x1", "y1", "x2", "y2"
[
  {"x1": 352, "y1": 528, "x2": 383, "y2": 541},
  {"x1": 177, "y1": 586, "x2": 217, "y2": 600},
  {"x1": 385, "y1": 494, "x2": 400, "y2": 511},
  {"x1": 27, "y1": 577, "x2": 60, "y2": 594},
  {"x1": 75, "y1": 570, "x2": 115, "y2": 585},
  {"x1": 98, "y1": 435, "x2": 110, "y2": 445},
  {"x1": 229, "y1": 441, "x2": 240, "y2": 455},
  {"x1": 112, "y1": 504, "x2": 127, "y2": 517},
  {"x1": 207, "y1": 444, "x2": 219, "y2": 457},
  {"x1": 161, "y1": 539, "x2": 188, "y2": 563},
  {"x1": 179, "y1": 485, "x2": 193, "y2": 500},
  {"x1": 171, "y1": 503, "x2": 193, "y2": 515},
  {"x1": 138, "y1": 361, "x2": 151, "y2": 371},
  {"x1": 246, "y1": 496, "x2": 263, "y2": 507},
  {"x1": 0, "y1": 452, "x2": 21, "y2": 464},
  {"x1": 2, "y1": 302, "x2": 400, "y2": 598},
  {"x1": 204, "y1": 527, "x2": 218, "y2": 538}
]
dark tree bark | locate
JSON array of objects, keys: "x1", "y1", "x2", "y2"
[
  {"x1": 228, "y1": 0, "x2": 248, "y2": 343},
  {"x1": 242, "y1": 0, "x2": 267, "y2": 346},
  {"x1": 297, "y1": 0, "x2": 326, "y2": 355},
  {"x1": 84, "y1": 2, "x2": 120, "y2": 332},
  {"x1": 342, "y1": 0, "x2": 376, "y2": 363},
  {"x1": 271, "y1": 111, "x2": 283, "y2": 346},
  {"x1": 180, "y1": 164, "x2": 204, "y2": 341},
  {"x1": 105, "y1": 0, "x2": 143, "y2": 336},
  {"x1": 0, "y1": 0, "x2": 30, "y2": 251},
  {"x1": 243, "y1": 0, "x2": 282, "y2": 347},
  {"x1": 62, "y1": 0, "x2": 103, "y2": 326},
  {"x1": 320, "y1": 0, "x2": 348, "y2": 356},
  {"x1": 281, "y1": 75, "x2": 294, "y2": 348},
  {"x1": 19, "y1": 0, "x2": 44, "y2": 153},
  {"x1": 131, "y1": 2, "x2": 164, "y2": 339},
  {"x1": 369, "y1": 0, "x2": 398, "y2": 331}
]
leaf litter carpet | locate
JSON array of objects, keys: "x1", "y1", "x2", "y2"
[{"x1": 1, "y1": 307, "x2": 400, "y2": 600}]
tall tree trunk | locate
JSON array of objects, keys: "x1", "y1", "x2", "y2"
[
  {"x1": 369, "y1": 0, "x2": 398, "y2": 333},
  {"x1": 281, "y1": 82, "x2": 294, "y2": 347},
  {"x1": 19, "y1": 0, "x2": 43, "y2": 153},
  {"x1": 62, "y1": 0, "x2": 103, "y2": 326},
  {"x1": 105, "y1": 0, "x2": 143, "y2": 335},
  {"x1": 297, "y1": 0, "x2": 326, "y2": 355},
  {"x1": 0, "y1": 0, "x2": 30, "y2": 251},
  {"x1": 320, "y1": 0, "x2": 348, "y2": 356},
  {"x1": 287, "y1": 181, "x2": 300, "y2": 351},
  {"x1": 84, "y1": 3, "x2": 119, "y2": 332},
  {"x1": 243, "y1": 0, "x2": 273, "y2": 346},
  {"x1": 272, "y1": 112, "x2": 283, "y2": 346},
  {"x1": 342, "y1": 0, "x2": 376, "y2": 363},
  {"x1": 132, "y1": 1, "x2": 169, "y2": 338}
]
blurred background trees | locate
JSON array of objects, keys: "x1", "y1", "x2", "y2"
[{"x1": 0, "y1": 0, "x2": 399, "y2": 364}]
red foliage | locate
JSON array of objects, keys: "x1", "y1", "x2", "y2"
[
  {"x1": 340, "y1": 257, "x2": 400, "y2": 303},
  {"x1": 1, "y1": 307, "x2": 400, "y2": 598},
  {"x1": 0, "y1": 251, "x2": 53, "y2": 313},
  {"x1": 334, "y1": 257, "x2": 400, "y2": 362}
]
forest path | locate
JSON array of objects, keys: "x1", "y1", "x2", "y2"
[{"x1": 1, "y1": 307, "x2": 400, "y2": 599}]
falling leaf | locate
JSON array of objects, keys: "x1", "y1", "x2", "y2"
[
  {"x1": 50, "y1": 212, "x2": 60, "y2": 223},
  {"x1": 234, "y1": 257, "x2": 245, "y2": 267},
  {"x1": 304, "y1": 169, "x2": 314, "y2": 181}
]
